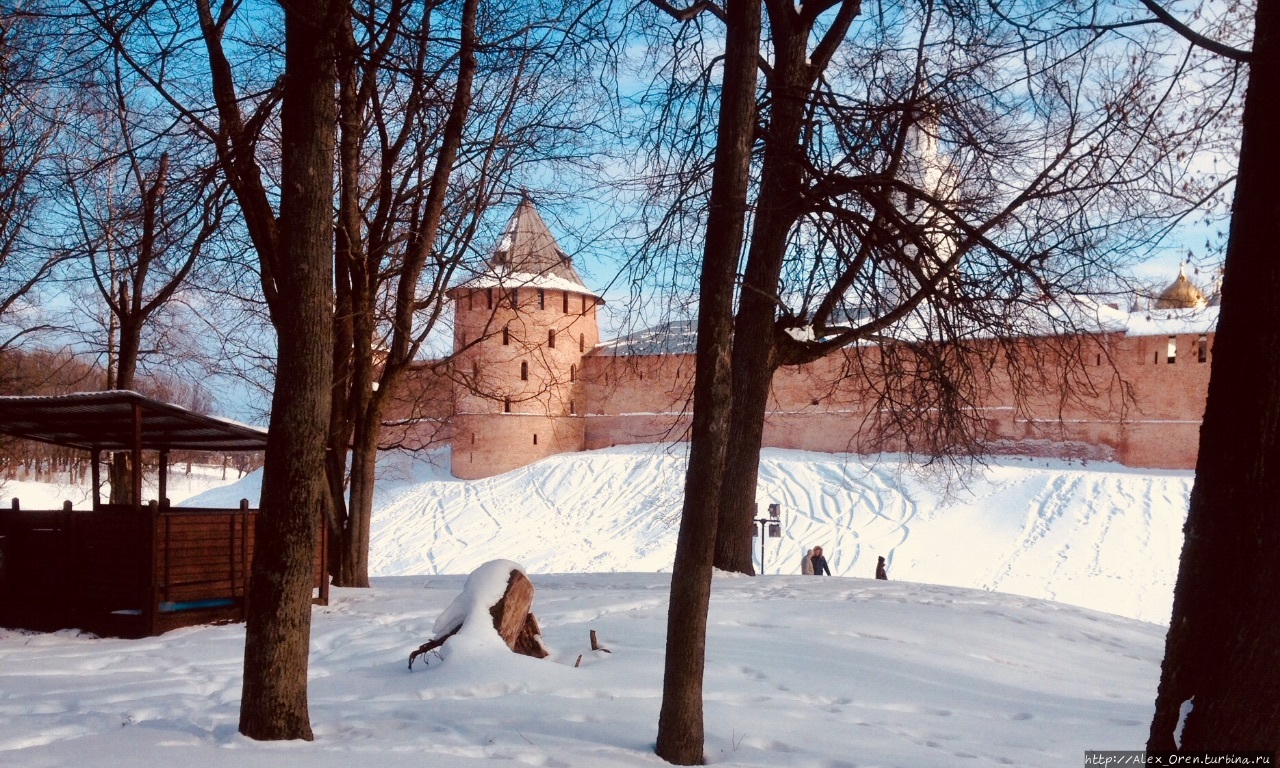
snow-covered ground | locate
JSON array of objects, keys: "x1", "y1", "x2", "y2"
[
  {"x1": 192, "y1": 444, "x2": 1191, "y2": 624},
  {"x1": 0, "y1": 573, "x2": 1164, "y2": 768},
  {"x1": 0, "y1": 444, "x2": 1187, "y2": 767}
]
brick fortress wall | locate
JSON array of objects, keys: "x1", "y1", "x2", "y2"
[{"x1": 582, "y1": 329, "x2": 1213, "y2": 471}]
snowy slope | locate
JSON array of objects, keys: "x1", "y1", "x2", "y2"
[
  {"x1": 0, "y1": 574, "x2": 1165, "y2": 768},
  {"x1": 189, "y1": 444, "x2": 1191, "y2": 623}
]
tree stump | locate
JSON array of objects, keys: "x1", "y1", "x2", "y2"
[
  {"x1": 490, "y1": 570, "x2": 549, "y2": 659},
  {"x1": 410, "y1": 566, "x2": 548, "y2": 668}
]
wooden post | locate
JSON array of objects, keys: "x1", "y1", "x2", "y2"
[
  {"x1": 239, "y1": 498, "x2": 250, "y2": 620},
  {"x1": 145, "y1": 499, "x2": 159, "y2": 637},
  {"x1": 63, "y1": 500, "x2": 75, "y2": 627},
  {"x1": 90, "y1": 449, "x2": 100, "y2": 512},
  {"x1": 131, "y1": 402, "x2": 143, "y2": 515},
  {"x1": 228, "y1": 508, "x2": 237, "y2": 609},
  {"x1": 158, "y1": 449, "x2": 169, "y2": 506},
  {"x1": 161, "y1": 500, "x2": 171, "y2": 604}
]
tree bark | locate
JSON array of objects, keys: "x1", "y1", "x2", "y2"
[
  {"x1": 655, "y1": 0, "x2": 761, "y2": 763},
  {"x1": 712, "y1": 8, "x2": 830, "y2": 575},
  {"x1": 1148, "y1": 0, "x2": 1280, "y2": 753},
  {"x1": 238, "y1": 0, "x2": 341, "y2": 741}
]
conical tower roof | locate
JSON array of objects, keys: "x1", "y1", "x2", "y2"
[{"x1": 489, "y1": 195, "x2": 586, "y2": 286}]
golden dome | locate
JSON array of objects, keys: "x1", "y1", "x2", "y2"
[{"x1": 1155, "y1": 269, "x2": 1206, "y2": 310}]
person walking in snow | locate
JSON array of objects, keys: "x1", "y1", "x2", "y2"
[
  {"x1": 801, "y1": 548, "x2": 815, "y2": 576},
  {"x1": 810, "y1": 546, "x2": 831, "y2": 576},
  {"x1": 875, "y1": 555, "x2": 888, "y2": 580}
]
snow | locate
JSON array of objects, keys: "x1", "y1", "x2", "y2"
[
  {"x1": 1174, "y1": 697, "x2": 1194, "y2": 748},
  {"x1": 0, "y1": 574, "x2": 1165, "y2": 767},
  {"x1": 186, "y1": 444, "x2": 1190, "y2": 624},
  {"x1": 450, "y1": 270, "x2": 603, "y2": 300},
  {"x1": 0, "y1": 445, "x2": 1188, "y2": 766},
  {"x1": 435, "y1": 558, "x2": 524, "y2": 642},
  {"x1": 3, "y1": 463, "x2": 249, "y2": 509}
]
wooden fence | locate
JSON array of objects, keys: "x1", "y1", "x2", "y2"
[{"x1": 0, "y1": 500, "x2": 328, "y2": 637}]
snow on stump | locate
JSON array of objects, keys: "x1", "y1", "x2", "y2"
[{"x1": 409, "y1": 560, "x2": 549, "y2": 669}]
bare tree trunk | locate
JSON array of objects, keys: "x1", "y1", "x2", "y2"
[
  {"x1": 712, "y1": 13, "x2": 830, "y2": 575},
  {"x1": 238, "y1": 0, "x2": 340, "y2": 741},
  {"x1": 341, "y1": 397, "x2": 382, "y2": 587},
  {"x1": 655, "y1": 0, "x2": 761, "y2": 763},
  {"x1": 330, "y1": 0, "x2": 479, "y2": 589},
  {"x1": 1148, "y1": 0, "x2": 1280, "y2": 752}
]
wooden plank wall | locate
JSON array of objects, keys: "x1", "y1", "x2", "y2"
[
  {"x1": 155, "y1": 508, "x2": 253, "y2": 606},
  {"x1": 1, "y1": 504, "x2": 328, "y2": 637}
]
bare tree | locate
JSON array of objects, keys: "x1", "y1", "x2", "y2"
[
  {"x1": 1138, "y1": 0, "x2": 1280, "y2": 753},
  {"x1": 652, "y1": 0, "x2": 760, "y2": 761},
  {"x1": 0, "y1": 7, "x2": 73, "y2": 349},
  {"x1": 635, "y1": 0, "x2": 1237, "y2": 760},
  {"x1": 54, "y1": 58, "x2": 229, "y2": 502},
  {"x1": 638, "y1": 0, "x2": 1236, "y2": 575},
  {"x1": 69, "y1": 0, "x2": 344, "y2": 739},
  {"x1": 228, "y1": 0, "x2": 343, "y2": 740},
  {"x1": 325, "y1": 0, "x2": 603, "y2": 588}
]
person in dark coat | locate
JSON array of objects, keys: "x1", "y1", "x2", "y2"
[
  {"x1": 810, "y1": 546, "x2": 831, "y2": 576},
  {"x1": 875, "y1": 555, "x2": 888, "y2": 580}
]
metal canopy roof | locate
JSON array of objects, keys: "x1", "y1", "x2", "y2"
[{"x1": 0, "y1": 391, "x2": 267, "y2": 452}]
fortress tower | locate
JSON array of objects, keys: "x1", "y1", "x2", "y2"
[{"x1": 447, "y1": 197, "x2": 602, "y2": 479}]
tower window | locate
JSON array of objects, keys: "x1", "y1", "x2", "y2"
[
  {"x1": 1198, "y1": 335, "x2": 1208, "y2": 363},
  {"x1": 521, "y1": 361, "x2": 529, "y2": 380},
  {"x1": 579, "y1": 333, "x2": 585, "y2": 353},
  {"x1": 486, "y1": 288, "x2": 493, "y2": 309},
  {"x1": 562, "y1": 291, "x2": 569, "y2": 313},
  {"x1": 502, "y1": 326, "x2": 510, "y2": 346},
  {"x1": 570, "y1": 399, "x2": 576, "y2": 415},
  {"x1": 471, "y1": 432, "x2": 476, "y2": 445},
  {"x1": 472, "y1": 361, "x2": 478, "y2": 379},
  {"x1": 533, "y1": 433, "x2": 538, "y2": 445},
  {"x1": 511, "y1": 288, "x2": 519, "y2": 307},
  {"x1": 468, "y1": 291, "x2": 474, "y2": 311},
  {"x1": 538, "y1": 289, "x2": 545, "y2": 309},
  {"x1": 504, "y1": 398, "x2": 511, "y2": 413},
  {"x1": 548, "y1": 329, "x2": 556, "y2": 348},
  {"x1": 1167, "y1": 336, "x2": 1177, "y2": 364},
  {"x1": 570, "y1": 364, "x2": 577, "y2": 382}
]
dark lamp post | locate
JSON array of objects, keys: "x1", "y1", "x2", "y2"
[{"x1": 751, "y1": 503, "x2": 783, "y2": 573}]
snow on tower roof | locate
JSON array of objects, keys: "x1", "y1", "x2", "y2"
[
  {"x1": 450, "y1": 195, "x2": 601, "y2": 299},
  {"x1": 493, "y1": 196, "x2": 582, "y2": 280}
]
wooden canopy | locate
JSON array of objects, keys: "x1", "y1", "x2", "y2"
[
  {"x1": 0, "y1": 390, "x2": 267, "y2": 452},
  {"x1": 0, "y1": 391, "x2": 328, "y2": 638}
]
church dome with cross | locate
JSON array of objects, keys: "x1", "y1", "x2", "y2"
[{"x1": 1154, "y1": 266, "x2": 1207, "y2": 310}]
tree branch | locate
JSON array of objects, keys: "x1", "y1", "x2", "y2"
[
  {"x1": 649, "y1": 0, "x2": 728, "y2": 24},
  {"x1": 1136, "y1": 0, "x2": 1248, "y2": 62}
]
